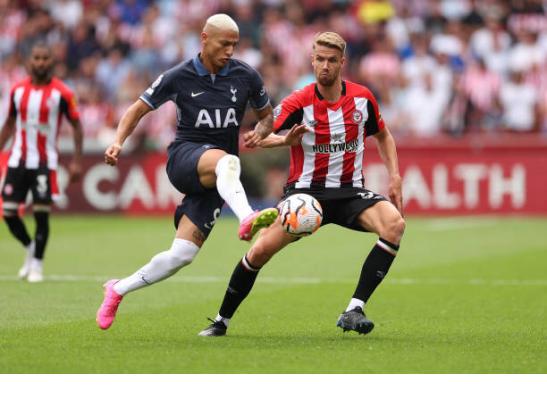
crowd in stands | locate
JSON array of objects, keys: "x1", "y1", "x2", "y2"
[{"x1": 1, "y1": 0, "x2": 546, "y2": 152}]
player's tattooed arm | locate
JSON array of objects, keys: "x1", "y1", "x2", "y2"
[
  {"x1": 253, "y1": 105, "x2": 273, "y2": 139},
  {"x1": 243, "y1": 105, "x2": 273, "y2": 148}
]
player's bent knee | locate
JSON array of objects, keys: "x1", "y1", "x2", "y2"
[
  {"x1": 246, "y1": 241, "x2": 274, "y2": 267},
  {"x1": 382, "y1": 216, "x2": 406, "y2": 244},
  {"x1": 215, "y1": 154, "x2": 241, "y2": 177},
  {"x1": 141, "y1": 239, "x2": 200, "y2": 284},
  {"x1": 169, "y1": 238, "x2": 200, "y2": 268}
]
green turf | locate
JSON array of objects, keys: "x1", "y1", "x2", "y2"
[{"x1": 0, "y1": 215, "x2": 546, "y2": 373}]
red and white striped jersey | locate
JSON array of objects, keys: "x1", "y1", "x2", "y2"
[
  {"x1": 273, "y1": 80, "x2": 385, "y2": 192},
  {"x1": 7, "y1": 76, "x2": 80, "y2": 170}
]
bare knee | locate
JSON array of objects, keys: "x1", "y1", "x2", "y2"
[
  {"x1": 380, "y1": 215, "x2": 406, "y2": 244},
  {"x1": 247, "y1": 240, "x2": 275, "y2": 267}
]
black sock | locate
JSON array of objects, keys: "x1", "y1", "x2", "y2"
[
  {"x1": 33, "y1": 212, "x2": 50, "y2": 259},
  {"x1": 4, "y1": 215, "x2": 31, "y2": 247},
  {"x1": 218, "y1": 255, "x2": 261, "y2": 319},
  {"x1": 352, "y1": 238, "x2": 399, "y2": 304}
]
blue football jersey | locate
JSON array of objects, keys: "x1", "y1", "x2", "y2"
[{"x1": 139, "y1": 55, "x2": 270, "y2": 155}]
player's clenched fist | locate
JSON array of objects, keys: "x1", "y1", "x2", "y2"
[{"x1": 104, "y1": 143, "x2": 122, "y2": 166}]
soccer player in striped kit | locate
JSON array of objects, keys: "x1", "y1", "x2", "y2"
[
  {"x1": 0, "y1": 43, "x2": 83, "y2": 282},
  {"x1": 200, "y1": 32, "x2": 405, "y2": 336}
]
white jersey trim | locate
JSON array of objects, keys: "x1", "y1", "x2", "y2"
[
  {"x1": 352, "y1": 97, "x2": 368, "y2": 188},
  {"x1": 295, "y1": 104, "x2": 316, "y2": 189},
  {"x1": 325, "y1": 106, "x2": 345, "y2": 188}
]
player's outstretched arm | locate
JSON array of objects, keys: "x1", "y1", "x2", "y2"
[
  {"x1": 104, "y1": 99, "x2": 151, "y2": 166},
  {"x1": 0, "y1": 113, "x2": 15, "y2": 152},
  {"x1": 254, "y1": 124, "x2": 310, "y2": 148},
  {"x1": 372, "y1": 127, "x2": 403, "y2": 214}
]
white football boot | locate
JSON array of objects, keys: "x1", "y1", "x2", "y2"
[{"x1": 27, "y1": 258, "x2": 44, "y2": 283}]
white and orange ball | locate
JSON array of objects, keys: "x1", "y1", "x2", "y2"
[{"x1": 279, "y1": 194, "x2": 323, "y2": 237}]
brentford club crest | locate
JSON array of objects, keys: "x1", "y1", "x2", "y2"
[
  {"x1": 3, "y1": 183, "x2": 13, "y2": 196},
  {"x1": 352, "y1": 110, "x2": 363, "y2": 123}
]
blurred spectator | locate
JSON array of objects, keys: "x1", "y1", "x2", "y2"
[
  {"x1": 95, "y1": 46, "x2": 131, "y2": 100},
  {"x1": 1, "y1": 0, "x2": 546, "y2": 151},
  {"x1": 459, "y1": 57, "x2": 501, "y2": 130},
  {"x1": 499, "y1": 67, "x2": 540, "y2": 132}
]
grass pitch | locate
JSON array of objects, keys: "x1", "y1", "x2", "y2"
[{"x1": 0, "y1": 215, "x2": 545, "y2": 373}]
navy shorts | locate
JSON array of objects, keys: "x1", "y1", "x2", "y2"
[
  {"x1": 166, "y1": 141, "x2": 225, "y2": 237},
  {"x1": 283, "y1": 188, "x2": 387, "y2": 232},
  {"x1": 1, "y1": 166, "x2": 54, "y2": 205}
]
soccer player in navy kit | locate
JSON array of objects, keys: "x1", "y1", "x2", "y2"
[
  {"x1": 199, "y1": 32, "x2": 405, "y2": 336},
  {"x1": 97, "y1": 14, "x2": 278, "y2": 330}
]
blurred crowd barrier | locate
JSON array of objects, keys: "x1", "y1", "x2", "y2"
[{"x1": 2, "y1": 136, "x2": 546, "y2": 215}]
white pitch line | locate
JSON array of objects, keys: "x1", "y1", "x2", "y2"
[
  {"x1": 0, "y1": 275, "x2": 546, "y2": 286},
  {"x1": 424, "y1": 218, "x2": 499, "y2": 231}
]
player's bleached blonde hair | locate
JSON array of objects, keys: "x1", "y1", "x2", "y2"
[
  {"x1": 313, "y1": 32, "x2": 346, "y2": 54},
  {"x1": 205, "y1": 13, "x2": 239, "y2": 32}
]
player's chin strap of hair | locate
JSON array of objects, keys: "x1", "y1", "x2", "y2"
[
  {"x1": 33, "y1": 204, "x2": 51, "y2": 213},
  {"x1": 2, "y1": 201, "x2": 19, "y2": 217}
]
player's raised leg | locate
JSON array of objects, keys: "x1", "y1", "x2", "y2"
[
  {"x1": 337, "y1": 201, "x2": 405, "y2": 334},
  {"x1": 199, "y1": 220, "x2": 296, "y2": 336},
  {"x1": 197, "y1": 149, "x2": 278, "y2": 241},
  {"x1": 96, "y1": 215, "x2": 202, "y2": 330}
]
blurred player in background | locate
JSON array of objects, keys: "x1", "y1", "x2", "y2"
[
  {"x1": 200, "y1": 32, "x2": 405, "y2": 336},
  {"x1": 97, "y1": 14, "x2": 277, "y2": 330},
  {"x1": 0, "y1": 43, "x2": 83, "y2": 282}
]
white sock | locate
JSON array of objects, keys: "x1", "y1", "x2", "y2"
[
  {"x1": 113, "y1": 238, "x2": 200, "y2": 296},
  {"x1": 346, "y1": 298, "x2": 364, "y2": 312},
  {"x1": 215, "y1": 155, "x2": 253, "y2": 222},
  {"x1": 30, "y1": 257, "x2": 42, "y2": 272},
  {"x1": 23, "y1": 242, "x2": 35, "y2": 265},
  {"x1": 215, "y1": 314, "x2": 230, "y2": 327}
]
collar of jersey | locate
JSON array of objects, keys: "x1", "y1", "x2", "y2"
[
  {"x1": 315, "y1": 80, "x2": 347, "y2": 101},
  {"x1": 193, "y1": 54, "x2": 230, "y2": 76}
]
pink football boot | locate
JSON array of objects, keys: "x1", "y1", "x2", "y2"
[
  {"x1": 96, "y1": 279, "x2": 123, "y2": 330},
  {"x1": 238, "y1": 208, "x2": 279, "y2": 241}
]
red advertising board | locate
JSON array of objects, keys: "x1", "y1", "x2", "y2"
[
  {"x1": 1, "y1": 138, "x2": 546, "y2": 215},
  {"x1": 363, "y1": 139, "x2": 547, "y2": 215}
]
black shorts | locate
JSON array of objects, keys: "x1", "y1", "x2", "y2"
[
  {"x1": 167, "y1": 141, "x2": 225, "y2": 237},
  {"x1": 283, "y1": 187, "x2": 387, "y2": 232},
  {"x1": 1, "y1": 166, "x2": 54, "y2": 205}
]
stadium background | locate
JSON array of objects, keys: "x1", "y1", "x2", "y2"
[
  {"x1": 0, "y1": 0, "x2": 546, "y2": 374},
  {"x1": 1, "y1": 0, "x2": 546, "y2": 215}
]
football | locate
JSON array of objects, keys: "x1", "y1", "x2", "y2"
[{"x1": 279, "y1": 193, "x2": 323, "y2": 237}]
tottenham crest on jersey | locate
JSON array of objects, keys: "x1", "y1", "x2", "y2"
[{"x1": 230, "y1": 86, "x2": 237, "y2": 102}]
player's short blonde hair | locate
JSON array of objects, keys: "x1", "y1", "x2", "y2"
[
  {"x1": 313, "y1": 32, "x2": 346, "y2": 55},
  {"x1": 205, "y1": 14, "x2": 239, "y2": 32}
]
